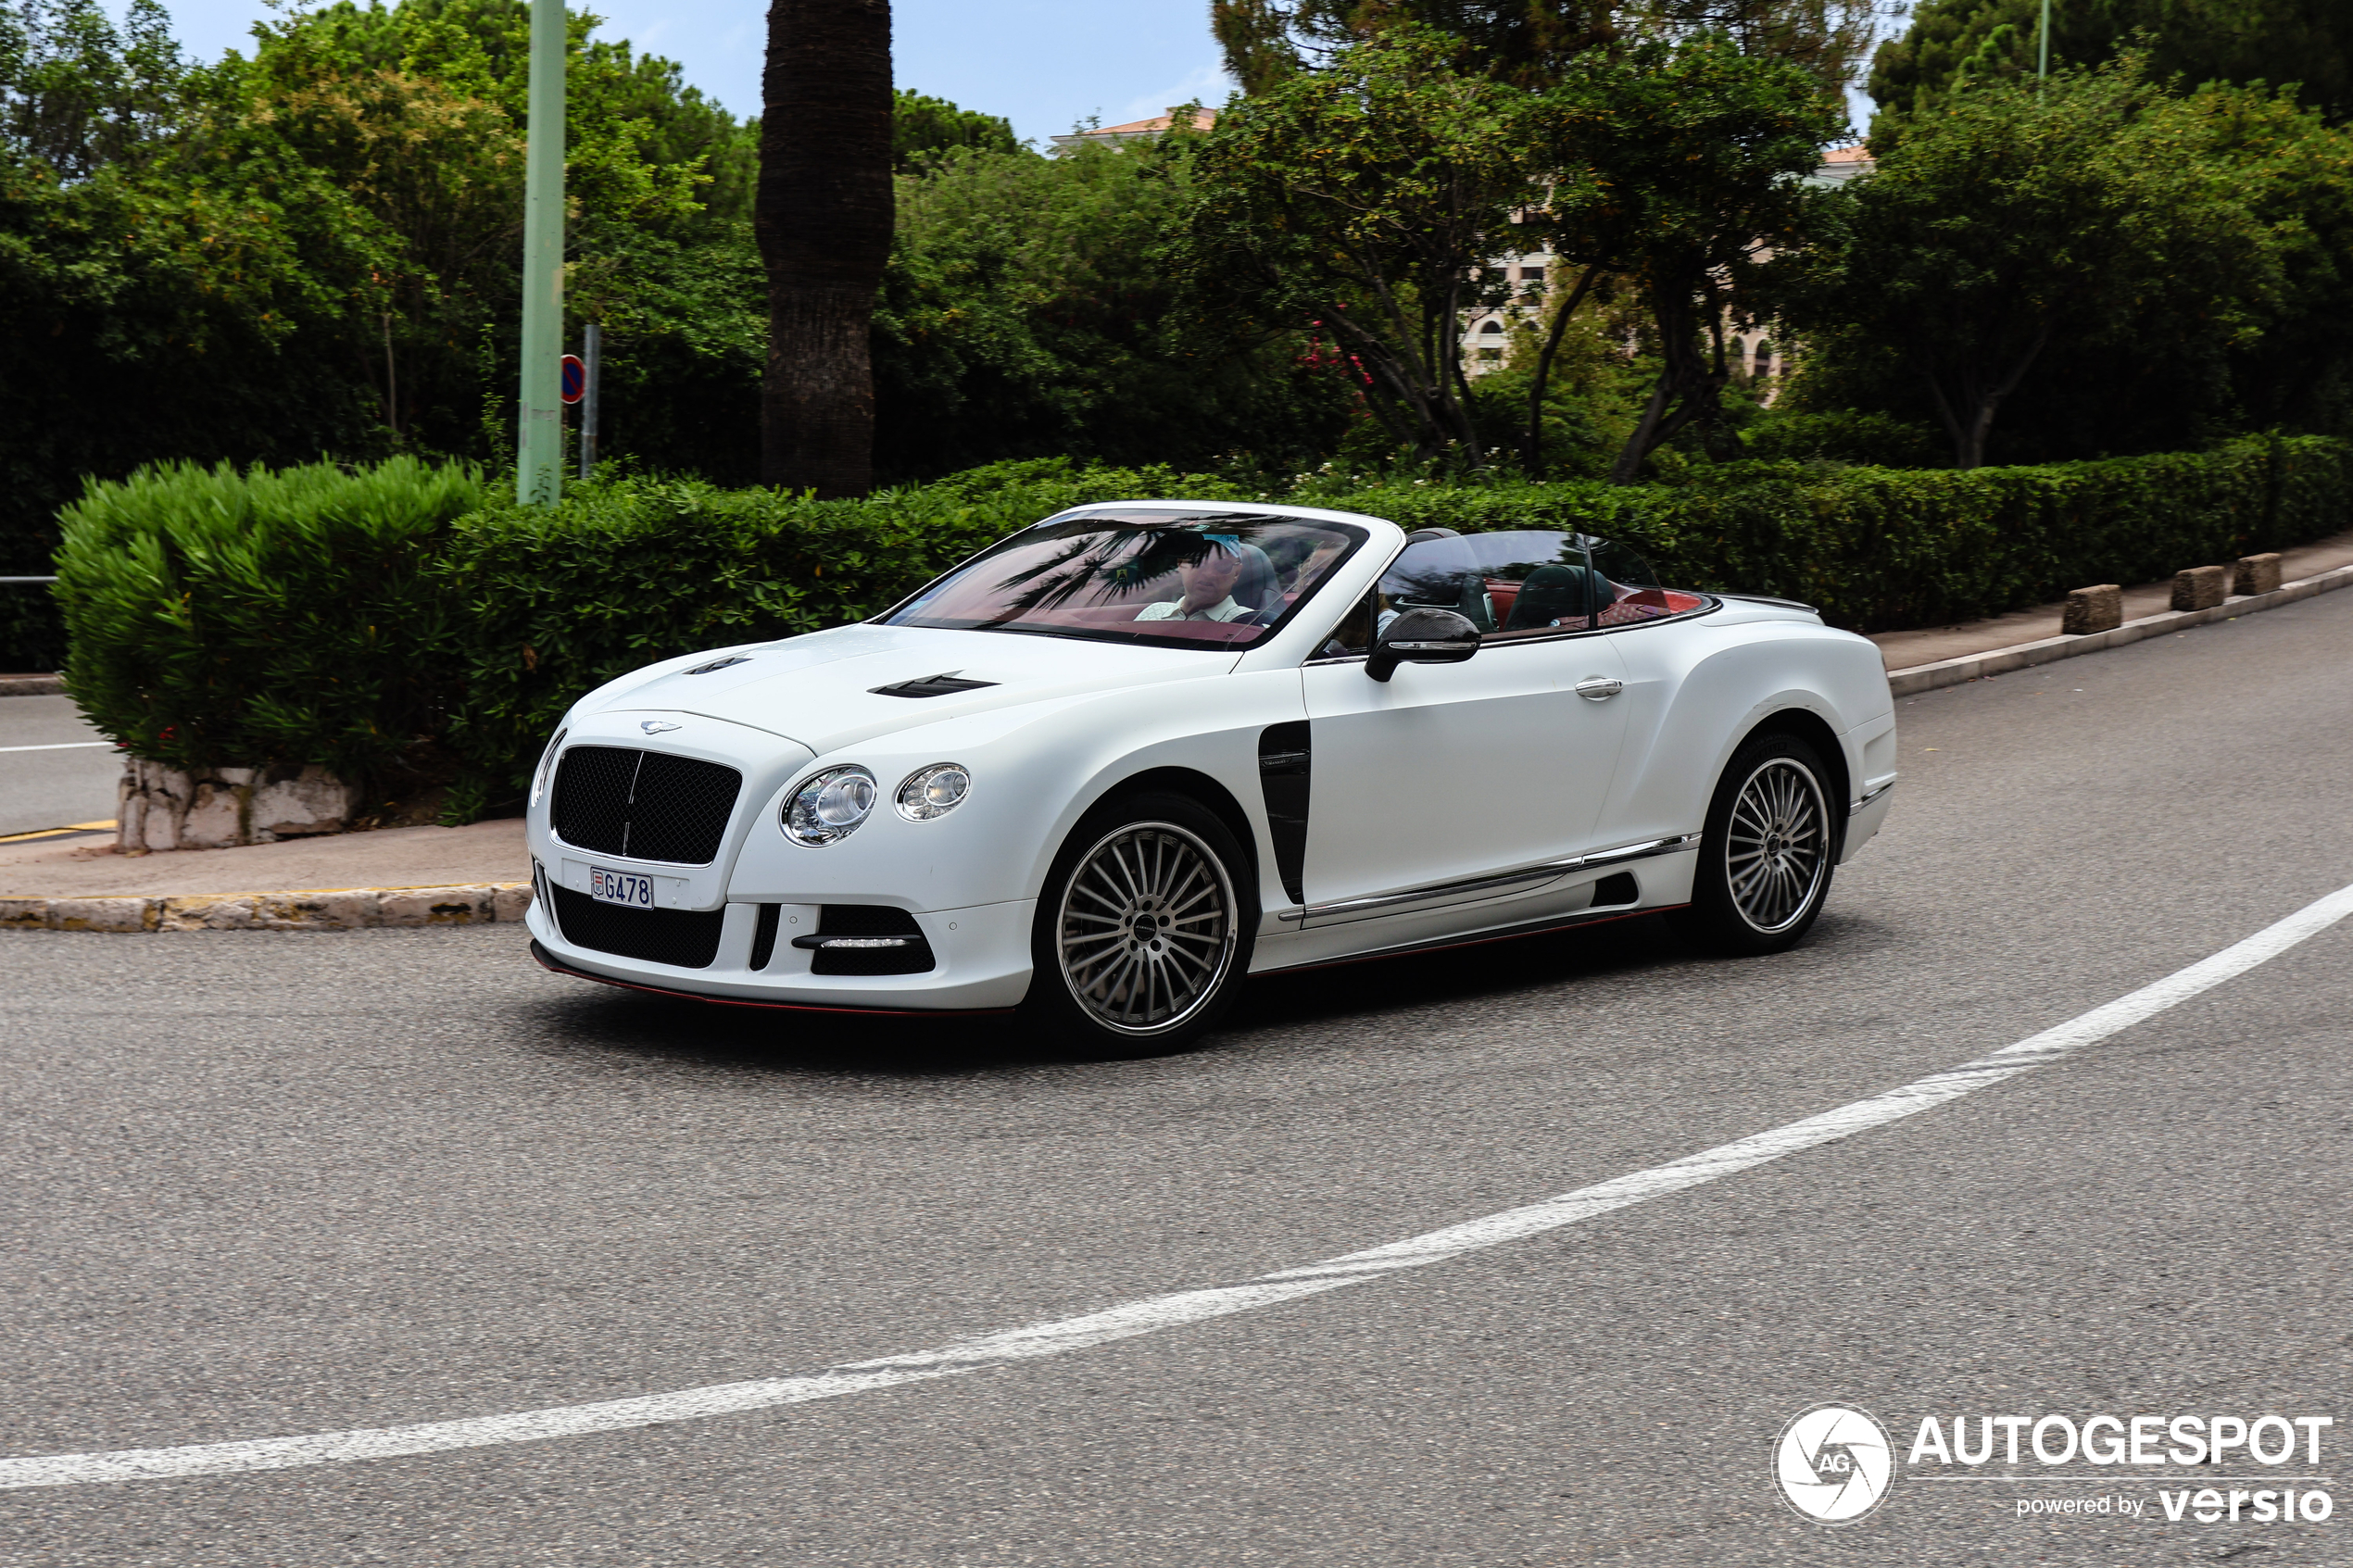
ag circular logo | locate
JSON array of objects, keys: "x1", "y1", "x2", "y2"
[{"x1": 1773, "y1": 1403, "x2": 1894, "y2": 1524}]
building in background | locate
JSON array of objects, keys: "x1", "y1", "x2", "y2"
[
  {"x1": 1041, "y1": 107, "x2": 1869, "y2": 395},
  {"x1": 1461, "y1": 146, "x2": 1874, "y2": 386},
  {"x1": 1050, "y1": 107, "x2": 1216, "y2": 151}
]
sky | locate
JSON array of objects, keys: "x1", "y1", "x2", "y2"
[
  {"x1": 126, "y1": 0, "x2": 1241, "y2": 144},
  {"x1": 121, "y1": 0, "x2": 1881, "y2": 142}
]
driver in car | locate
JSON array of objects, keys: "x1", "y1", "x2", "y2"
[{"x1": 1134, "y1": 541, "x2": 1253, "y2": 622}]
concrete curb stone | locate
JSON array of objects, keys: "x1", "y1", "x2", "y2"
[
  {"x1": 0, "y1": 882, "x2": 532, "y2": 934},
  {"x1": 0, "y1": 676, "x2": 66, "y2": 697},
  {"x1": 1887, "y1": 561, "x2": 2353, "y2": 699}
]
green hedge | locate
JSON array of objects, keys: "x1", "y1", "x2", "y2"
[
  {"x1": 1628, "y1": 436, "x2": 2348, "y2": 632},
  {"x1": 1314, "y1": 433, "x2": 2349, "y2": 631},
  {"x1": 53, "y1": 436, "x2": 2350, "y2": 815},
  {"x1": 55, "y1": 458, "x2": 485, "y2": 791}
]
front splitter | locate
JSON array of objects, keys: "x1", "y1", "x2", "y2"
[{"x1": 529, "y1": 941, "x2": 1022, "y2": 1018}]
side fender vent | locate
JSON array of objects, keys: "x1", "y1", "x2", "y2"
[{"x1": 1257, "y1": 721, "x2": 1311, "y2": 907}]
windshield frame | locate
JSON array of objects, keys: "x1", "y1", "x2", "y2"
[{"x1": 868, "y1": 508, "x2": 1376, "y2": 653}]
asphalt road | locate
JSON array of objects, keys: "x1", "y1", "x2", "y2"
[
  {"x1": 4, "y1": 592, "x2": 2349, "y2": 1566},
  {"x1": 0, "y1": 696, "x2": 118, "y2": 837}
]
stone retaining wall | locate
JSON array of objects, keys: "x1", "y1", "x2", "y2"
[
  {"x1": 118, "y1": 759, "x2": 356, "y2": 851},
  {"x1": 0, "y1": 882, "x2": 531, "y2": 933}
]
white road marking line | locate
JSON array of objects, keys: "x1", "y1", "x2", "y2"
[
  {"x1": 0, "y1": 741, "x2": 111, "y2": 753},
  {"x1": 7, "y1": 878, "x2": 2351, "y2": 1490}
]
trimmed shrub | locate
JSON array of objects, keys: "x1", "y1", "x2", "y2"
[
  {"x1": 55, "y1": 458, "x2": 485, "y2": 790},
  {"x1": 1735, "y1": 411, "x2": 1947, "y2": 468}
]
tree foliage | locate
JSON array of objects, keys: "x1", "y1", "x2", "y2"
[
  {"x1": 1869, "y1": 0, "x2": 2352, "y2": 129},
  {"x1": 1176, "y1": 26, "x2": 1834, "y2": 478},
  {"x1": 1173, "y1": 26, "x2": 1548, "y2": 464},
  {"x1": 0, "y1": 0, "x2": 756, "y2": 587},
  {"x1": 1783, "y1": 63, "x2": 2353, "y2": 468},
  {"x1": 1535, "y1": 37, "x2": 1839, "y2": 479},
  {"x1": 877, "y1": 135, "x2": 1351, "y2": 481},
  {"x1": 0, "y1": 0, "x2": 188, "y2": 175},
  {"x1": 891, "y1": 86, "x2": 1017, "y2": 168},
  {"x1": 1212, "y1": 0, "x2": 1876, "y2": 94},
  {"x1": 0, "y1": 0, "x2": 391, "y2": 584}
]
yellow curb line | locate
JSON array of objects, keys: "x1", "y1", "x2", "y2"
[
  {"x1": 0, "y1": 881, "x2": 534, "y2": 934},
  {"x1": 0, "y1": 820, "x2": 117, "y2": 845}
]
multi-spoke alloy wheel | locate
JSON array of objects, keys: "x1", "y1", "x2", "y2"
[
  {"x1": 1027, "y1": 793, "x2": 1253, "y2": 1053},
  {"x1": 1057, "y1": 822, "x2": 1236, "y2": 1033},
  {"x1": 1724, "y1": 758, "x2": 1828, "y2": 934},
  {"x1": 1670, "y1": 733, "x2": 1838, "y2": 957}
]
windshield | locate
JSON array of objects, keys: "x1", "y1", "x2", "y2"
[{"x1": 875, "y1": 509, "x2": 1370, "y2": 650}]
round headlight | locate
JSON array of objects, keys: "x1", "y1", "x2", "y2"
[
  {"x1": 783, "y1": 765, "x2": 878, "y2": 846},
  {"x1": 896, "y1": 763, "x2": 972, "y2": 822}
]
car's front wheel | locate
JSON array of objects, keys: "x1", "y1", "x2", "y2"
[
  {"x1": 1670, "y1": 732, "x2": 1837, "y2": 956},
  {"x1": 1023, "y1": 792, "x2": 1255, "y2": 1055}
]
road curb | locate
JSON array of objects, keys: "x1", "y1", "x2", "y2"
[
  {"x1": 0, "y1": 882, "x2": 532, "y2": 934},
  {"x1": 1886, "y1": 562, "x2": 2353, "y2": 697},
  {"x1": 0, "y1": 676, "x2": 66, "y2": 697}
]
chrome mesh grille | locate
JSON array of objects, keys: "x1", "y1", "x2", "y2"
[{"x1": 550, "y1": 746, "x2": 741, "y2": 865}]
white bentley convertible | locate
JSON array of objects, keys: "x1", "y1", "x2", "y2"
[{"x1": 524, "y1": 502, "x2": 1897, "y2": 1049}]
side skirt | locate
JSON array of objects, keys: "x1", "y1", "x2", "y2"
[
  {"x1": 530, "y1": 941, "x2": 1021, "y2": 1018},
  {"x1": 1255, "y1": 900, "x2": 1691, "y2": 977}
]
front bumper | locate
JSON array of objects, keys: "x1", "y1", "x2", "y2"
[{"x1": 524, "y1": 892, "x2": 1037, "y2": 1013}]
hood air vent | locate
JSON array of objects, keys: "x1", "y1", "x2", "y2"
[{"x1": 871, "y1": 671, "x2": 998, "y2": 699}]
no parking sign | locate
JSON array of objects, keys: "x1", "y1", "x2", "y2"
[{"x1": 560, "y1": 353, "x2": 585, "y2": 405}]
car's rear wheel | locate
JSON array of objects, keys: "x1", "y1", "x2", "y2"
[
  {"x1": 1024, "y1": 792, "x2": 1254, "y2": 1055},
  {"x1": 1670, "y1": 732, "x2": 1836, "y2": 956}
]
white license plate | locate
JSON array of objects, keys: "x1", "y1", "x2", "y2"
[{"x1": 587, "y1": 866, "x2": 656, "y2": 909}]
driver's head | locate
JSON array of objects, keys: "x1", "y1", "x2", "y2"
[{"x1": 1176, "y1": 546, "x2": 1241, "y2": 609}]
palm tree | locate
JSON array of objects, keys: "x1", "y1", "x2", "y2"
[{"x1": 756, "y1": 0, "x2": 893, "y2": 496}]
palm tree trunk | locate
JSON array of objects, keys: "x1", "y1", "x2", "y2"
[{"x1": 756, "y1": 0, "x2": 893, "y2": 497}]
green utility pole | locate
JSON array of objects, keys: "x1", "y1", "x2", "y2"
[
  {"x1": 516, "y1": 0, "x2": 566, "y2": 506},
  {"x1": 2038, "y1": 0, "x2": 2052, "y2": 88}
]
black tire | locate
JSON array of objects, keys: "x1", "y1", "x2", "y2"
[
  {"x1": 1669, "y1": 731, "x2": 1837, "y2": 957},
  {"x1": 1021, "y1": 791, "x2": 1257, "y2": 1056}
]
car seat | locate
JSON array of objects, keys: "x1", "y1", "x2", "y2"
[
  {"x1": 1453, "y1": 571, "x2": 1497, "y2": 632},
  {"x1": 1232, "y1": 543, "x2": 1281, "y2": 612},
  {"x1": 1503, "y1": 564, "x2": 1610, "y2": 631}
]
